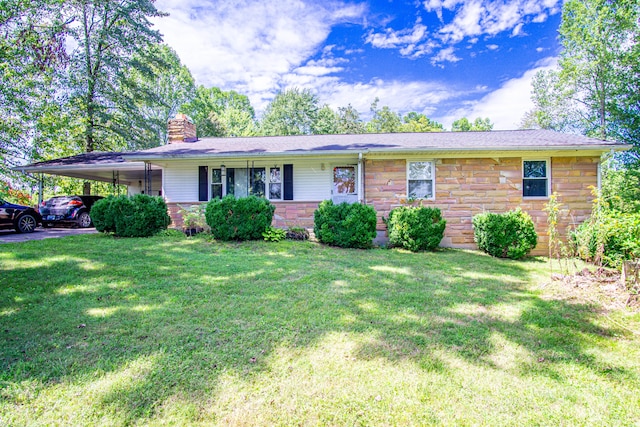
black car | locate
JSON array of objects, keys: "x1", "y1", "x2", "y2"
[
  {"x1": 40, "y1": 195, "x2": 104, "y2": 228},
  {"x1": 0, "y1": 198, "x2": 42, "y2": 233}
]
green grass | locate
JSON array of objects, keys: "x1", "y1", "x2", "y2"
[{"x1": 1, "y1": 234, "x2": 639, "y2": 426}]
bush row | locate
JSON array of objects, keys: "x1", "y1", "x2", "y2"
[{"x1": 92, "y1": 194, "x2": 546, "y2": 261}]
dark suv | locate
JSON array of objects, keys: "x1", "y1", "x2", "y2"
[
  {"x1": 40, "y1": 195, "x2": 103, "y2": 228},
  {"x1": 0, "y1": 198, "x2": 42, "y2": 233}
]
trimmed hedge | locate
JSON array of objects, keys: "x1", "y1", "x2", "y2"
[
  {"x1": 205, "y1": 195, "x2": 275, "y2": 241},
  {"x1": 313, "y1": 200, "x2": 377, "y2": 249},
  {"x1": 573, "y1": 211, "x2": 640, "y2": 269},
  {"x1": 386, "y1": 206, "x2": 446, "y2": 251},
  {"x1": 90, "y1": 196, "x2": 117, "y2": 233},
  {"x1": 90, "y1": 194, "x2": 171, "y2": 237},
  {"x1": 472, "y1": 208, "x2": 537, "y2": 259}
]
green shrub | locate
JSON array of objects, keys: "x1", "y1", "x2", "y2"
[
  {"x1": 90, "y1": 196, "x2": 117, "y2": 233},
  {"x1": 205, "y1": 195, "x2": 275, "y2": 241},
  {"x1": 313, "y1": 200, "x2": 377, "y2": 249},
  {"x1": 574, "y1": 211, "x2": 640, "y2": 269},
  {"x1": 386, "y1": 206, "x2": 446, "y2": 251},
  {"x1": 472, "y1": 208, "x2": 538, "y2": 259},
  {"x1": 90, "y1": 194, "x2": 170, "y2": 237}
]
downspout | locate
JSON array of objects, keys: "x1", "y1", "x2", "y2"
[{"x1": 358, "y1": 152, "x2": 364, "y2": 204}]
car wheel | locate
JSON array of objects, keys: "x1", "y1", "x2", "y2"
[
  {"x1": 15, "y1": 214, "x2": 37, "y2": 233},
  {"x1": 77, "y1": 211, "x2": 92, "y2": 228}
]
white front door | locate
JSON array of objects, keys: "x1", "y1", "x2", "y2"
[{"x1": 332, "y1": 165, "x2": 358, "y2": 204}]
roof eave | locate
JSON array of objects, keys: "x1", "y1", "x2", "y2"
[
  {"x1": 13, "y1": 162, "x2": 147, "y2": 173},
  {"x1": 122, "y1": 143, "x2": 629, "y2": 162}
]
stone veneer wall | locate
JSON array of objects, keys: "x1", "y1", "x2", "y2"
[
  {"x1": 166, "y1": 201, "x2": 319, "y2": 230},
  {"x1": 364, "y1": 157, "x2": 599, "y2": 255}
]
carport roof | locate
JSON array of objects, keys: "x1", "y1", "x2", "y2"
[{"x1": 13, "y1": 151, "x2": 155, "y2": 185}]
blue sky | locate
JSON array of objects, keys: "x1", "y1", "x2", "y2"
[{"x1": 152, "y1": 0, "x2": 563, "y2": 129}]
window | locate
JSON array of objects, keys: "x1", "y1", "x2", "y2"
[
  {"x1": 523, "y1": 160, "x2": 549, "y2": 197},
  {"x1": 227, "y1": 168, "x2": 265, "y2": 198},
  {"x1": 269, "y1": 167, "x2": 282, "y2": 200},
  {"x1": 407, "y1": 161, "x2": 434, "y2": 199},
  {"x1": 201, "y1": 164, "x2": 293, "y2": 201},
  {"x1": 211, "y1": 168, "x2": 222, "y2": 199}
]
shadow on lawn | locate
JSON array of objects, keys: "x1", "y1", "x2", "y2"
[{"x1": 0, "y1": 236, "x2": 634, "y2": 423}]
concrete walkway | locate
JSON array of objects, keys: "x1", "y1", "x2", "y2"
[{"x1": 0, "y1": 227, "x2": 98, "y2": 244}]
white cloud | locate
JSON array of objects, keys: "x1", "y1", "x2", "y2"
[
  {"x1": 152, "y1": 0, "x2": 367, "y2": 113},
  {"x1": 511, "y1": 22, "x2": 525, "y2": 36},
  {"x1": 487, "y1": 44, "x2": 499, "y2": 50},
  {"x1": 434, "y1": 0, "x2": 560, "y2": 43},
  {"x1": 320, "y1": 79, "x2": 456, "y2": 119},
  {"x1": 270, "y1": 74, "x2": 458, "y2": 120},
  {"x1": 423, "y1": 0, "x2": 465, "y2": 21},
  {"x1": 436, "y1": 56, "x2": 558, "y2": 129},
  {"x1": 365, "y1": 21, "x2": 428, "y2": 48},
  {"x1": 431, "y1": 46, "x2": 461, "y2": 66},
  {"x1": 365, "y1": 20, "x2": 434, "y2": 58},
  {"x1": 438, "y1": 1, "x2": 484, "y2": 43}
]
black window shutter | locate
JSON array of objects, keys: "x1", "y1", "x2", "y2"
[
  {"x1": 198, "y1": 166, "x2": 208, "y2": 201},
  {"x1": 283, "y1": 164, "x2": 293, "y2": 200}
]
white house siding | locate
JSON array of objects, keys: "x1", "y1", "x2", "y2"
[
  {"x1": 159, "y1": 157, "x2": 359, "y2": 203},
  {"x1": 291, "y1": 159, "x2": 330, "y2": 201},
  {"x1": 162, "y1": 161, "x2": 200, "y2": 202}
]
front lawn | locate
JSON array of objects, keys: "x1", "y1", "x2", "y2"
[{"x1": 1, "y1": 235, "x2": 639, "y2": 426}]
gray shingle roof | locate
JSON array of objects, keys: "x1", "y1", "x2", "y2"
[
  {"x1": 124, "y1": 129, "x2": 626, "y2": 160},
  {"x1": 18, "y1": 152, "x2": 128, "y2": 168}
]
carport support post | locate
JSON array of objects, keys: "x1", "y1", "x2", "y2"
[{"x1": 38, "y1": 174, "x2": 43, "y2": 206}]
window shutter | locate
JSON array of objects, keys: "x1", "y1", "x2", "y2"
[
  {"x1": 283, "y1": 164, "x2": 293, "y2": 200},
  {"x1": 198, "y1": 166, "x2": 208, "y2": 201}
]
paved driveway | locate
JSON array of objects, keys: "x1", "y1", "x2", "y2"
[{"x1": 0, "y1": 227, "x2": 98, "y2": 244}]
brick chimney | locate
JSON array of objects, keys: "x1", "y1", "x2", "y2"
[{"x1": 167, "y1": 113, "x2": 197, "y2": 143}]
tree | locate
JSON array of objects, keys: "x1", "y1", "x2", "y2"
[
  {"x1": 519, "y1": 69, "x2": 582, "y2": 132},
  {"x1": 121, "y1": 44, "x2": 195, "y2": 148},
  {"x1": 365, "y1": 98, "x2": 402, "y2": 133},
  {"x1": 452, "y1": 117, "x2": 493, "y2": 132},
  {"x1": 260, "y1": 88, "x2": 319, "y2": 136},
  {"x1": 524, "y1": 0, "x2": 639, "y2": 149},
  {"x1": 63, "y1": 0, "x2": 167, "y2": 153},
  {"x1": 336, "y1": 104, "x2": 365, "y2": 134},
  {"x1": 181, "y1": 86, "x2": 256, "y2": 137},
  {"x1": 559, "y1": 0, "x2": 638, "y2": 142},
  {"x1": 0, "y1": 0, "x2": 68, "y2": 180},
  {"x1": 401, "y1": 112, "x2": 444, "y2": 132},
  {"x1": 313, "y1": 105, "x2": 340, "y2": 135}
]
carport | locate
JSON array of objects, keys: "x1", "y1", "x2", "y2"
[{"x1": 13, "y1": 152, "x2": 162, "y2": 203}]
